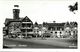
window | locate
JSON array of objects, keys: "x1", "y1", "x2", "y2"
[
  {"x1": 60, "y1": 32, "x2": 62, "y2": 34},
  {"x1": 57, "y1": 27, "x2": 60, "y2": 30},
  {"x1": 34, "y1": 31, "x2": 35, "y2": 33},
  {"x1": 18, "y1": 34, "x2": 20, "y2": 36},
  {"x1": 21, "y1": 29, "x2": 25, "y2": 32},
  {"x1": 55, "y1": 32, "x2": 57, "y2": 34},
  {"x1": 73, "y1": 31, "x2": 75, "y2": 33},
  {"x1": 27, "y1": 29, "x2": 32, "y2": 32},
  {"x1": 45, "y1": 31, "x2": 47, "y2": 33},
  {"x1": 51, "y1": 32, "x2": 53, "y2": 33},
  {"x1": 53, "y1": 27, "x2": 55, "y2": 30},
  {"x1": 37, "y1": 31, "x2": 39, "y2": 32},
  {"x1": 22, "y1": 34, "x2": 26, "y2": 36},
  {"x1": 62, "y1": 28, "x2": 64, "y2": 30}
]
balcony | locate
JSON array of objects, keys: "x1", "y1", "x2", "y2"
[
  {"x1": 22, "y1": 22, "x2": 32, "y2": 23},
  {"x1": 21, "y1": 32, "x2": 27, "y2": 34},
  {"x1": 27, "y1": 32, "x2": 33, "y2": 34},
  {"x1": 20, "y1": 27, "x2": 32, "y2": 29},
  {"x1": 21, "y1": 32, "x2": 33, "y2": 34}
]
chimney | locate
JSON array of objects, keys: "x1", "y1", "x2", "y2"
[
  {"x1": 53, "y1": 21, "x2": 56, "y2": 23},
  {"x1": 13, "y1": 5, "x2": 20, "y2": 19}
]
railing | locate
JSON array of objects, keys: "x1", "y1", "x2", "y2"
[
  {"x1": 27, "y1": 32, "x2": 33, "y2": 34},
  {"x1": 22, "y1": 22, "x2": 32, "y2": 23},
  {"x1": 21, "y1": 32, "x2": 33, "y2": 34},
  {"x1": 20, "y1": 27, "x2": 32, "y2": 29}
]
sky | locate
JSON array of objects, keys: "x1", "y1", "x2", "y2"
[{"x1": 0, "y1": 0, "x2": 78, "y2": 24}]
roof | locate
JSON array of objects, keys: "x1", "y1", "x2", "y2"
[
  {"x1": 4, "y1": 16, "x2": 33, "y2": 26},
  {"x1": 22, "y1": 16, "x2": 33, "y2": 23},
  {"x1": 4, "y1": 18, "x2": 23, "y2": 26},
  {"x1": 46, "y1": 23, "x2": 65, "y2": 27}
]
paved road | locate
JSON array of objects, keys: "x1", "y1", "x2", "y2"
[{"x1": 3, "y1": 38, "x2": 77, "y2": 49}]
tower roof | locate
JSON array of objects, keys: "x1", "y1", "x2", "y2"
[{"x1": 14, "y1": 5, "x2": 19, "y2": 7}]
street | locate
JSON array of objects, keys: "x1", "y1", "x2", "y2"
[{"x1": 3, "y1": 38, "x2": 77, "y2": 49}]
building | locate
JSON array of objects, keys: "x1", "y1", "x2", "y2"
[
  {"x1": 33, "y1": 22, "x2": 40, "y2": 37},
  {"x1": 33, "y1": 22, "x2": 65, "y2": 38},
  {"x1": 3, "y1": 5, "x2": 33, "y2": 38},
  {"x1": 64, "y1": 22, "x2": 78, "y2": 38},
  {"x1": 33, "y1": 21, "x2": 78, "y2": 38},
  {"x1": 3, "y1": 5, "x2": 78, "y2": 38},
  {"x1": 42, "y1": 22, "x2": 65, "y2": 38}
]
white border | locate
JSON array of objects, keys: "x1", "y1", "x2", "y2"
[{"x1": 0, "y1": 0, "x2": 80, "y2": 52}]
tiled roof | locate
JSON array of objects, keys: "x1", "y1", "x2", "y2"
[
  {"x1": 46, "y1": 23, "x2": 65, "y2": 27},
  {"x1": 4, "y1": 16, "x2": 33, "y2": 26},
  {"x1": 4, "y1": 18, "x2": 23, "y2": 25}
]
